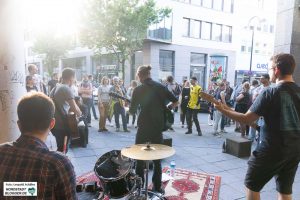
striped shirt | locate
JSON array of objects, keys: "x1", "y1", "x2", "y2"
[{"x1": 0, "y1": 135, "x2": 77, "y2": 200}]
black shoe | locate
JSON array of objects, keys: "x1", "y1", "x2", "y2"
[
  {"x1": 185, "y1": 131, "x2": 192, "y2": 134},
  {"x1": 98, "y1": 129, "x2": 103, "y2": 132},
  {"x1": 198, "y1": 131, "x2": 202, "y2": 136},
  {"x1": 94, "y1": 117, "x2": 98, "y2": 120}
]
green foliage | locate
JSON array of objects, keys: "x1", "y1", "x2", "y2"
[
  {"x1": 81, "y1": 0, "x2": 171, "y2": 78},
  {"x1": 32, "y1": 32, "x2": 72, "y2": 75}
]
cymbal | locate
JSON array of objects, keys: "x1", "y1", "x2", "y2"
[{"x1": 121, "y1": 144, "x2": 175, "y2": 161}]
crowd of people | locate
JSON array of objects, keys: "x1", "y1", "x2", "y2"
[
  {"x1": 24, "y1": 62, "x2": 275, "y2": 144},
  {"x1": 5, "y1": 53, "x2": 299, "y2": 200}
]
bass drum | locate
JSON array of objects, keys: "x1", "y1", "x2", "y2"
[{"x1": 94, "y1": 150, "x2": 135, "y2": 199}]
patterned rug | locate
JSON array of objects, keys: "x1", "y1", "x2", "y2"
[
  {"x1": 161, "y1": 167, "x2": 221, "y2": 200},
  {"x1": 76, "y1": 168, "x2": 221, "y2": 200}
]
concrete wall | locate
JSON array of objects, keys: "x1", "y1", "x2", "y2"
[{"x1": 275, "y1": 0, "x2": 300, "y2": 84}]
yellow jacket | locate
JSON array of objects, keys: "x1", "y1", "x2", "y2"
[{"x1": 188, "y1": 84, "x2": 202, "y2": 109}]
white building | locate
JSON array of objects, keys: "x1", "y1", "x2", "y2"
[
  {"x1": 234, "y1": 0, "x2": 276, "y2": 84},
  {"x1": 24, "y1": 0, "x2": 277, "y2": 88}
]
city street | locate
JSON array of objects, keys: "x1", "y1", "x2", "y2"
[{"x1": 68, "y1": 112, "x2": 300, "y2": 200}]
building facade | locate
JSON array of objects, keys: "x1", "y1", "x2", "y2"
[
  {"x1": 24, "y1": 0, "x2": 278, "y2": 89},
  {"x1": 142, "y1": 0, "x2": 236, "y2": 89}
]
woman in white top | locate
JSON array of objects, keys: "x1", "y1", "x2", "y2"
[{"x1": 98, "y1": 76, "x2": 111, "y2": 132}]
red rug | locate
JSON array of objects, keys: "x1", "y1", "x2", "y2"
[
  {"x1": 161, "y1": 167, "x2": 221, "y2": 200},
  {"x1": 76, "y1": 168, "x2": 221, "y2": 200}
]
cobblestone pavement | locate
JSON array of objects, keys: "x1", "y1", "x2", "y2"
[{"x1": 68, "y1": 113, "x2": 300, "y2": 200}]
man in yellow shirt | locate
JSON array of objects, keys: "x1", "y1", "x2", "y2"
[{"x1": 186, "y1": 77, "x2": 202, "y2": 136}]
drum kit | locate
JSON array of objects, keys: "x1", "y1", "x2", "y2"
[{"x1": 93, "y1": 144, "x2": 175, "y2": 200}]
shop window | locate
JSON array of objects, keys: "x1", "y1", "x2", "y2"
[{"x1": 159, "y1": 50, "x2": 175, "y2": 80}]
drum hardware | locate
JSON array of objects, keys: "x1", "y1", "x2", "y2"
[{"x1": 121, "y1": 143, "x2": 175, "y2": 200}]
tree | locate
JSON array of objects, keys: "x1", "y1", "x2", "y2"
[
  {"x1": 32, "y1": 32, "x2": 72, "y2": 75},
  {"x1": 81, "y1": 0, "x2": 171, "y2": 80}
]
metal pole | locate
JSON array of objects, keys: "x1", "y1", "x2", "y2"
[{"x1": 249, "y1": 28, "x2": 255, "y2": 75}]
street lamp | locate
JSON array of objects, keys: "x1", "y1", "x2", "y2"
[{"x1": 246, "y1": 16, "x2": 266, "y2": 75}]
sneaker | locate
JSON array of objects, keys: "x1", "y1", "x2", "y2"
[
  {"x1": 115, "y1": 128, "x2": 120, "y2": 132},
  {"x1": 185, "y1": 131, "x2": 192, "y2": 134},
  {"x1": 94, "y1": 117, "x2": 98, "y2": 120},
  {"x1": 123, "y1": 129, "x2": 130, "y2": 132},
  {"x1": 198, "y1": 131, "x2": 202, "y2": 136},
  {"x1": 87, "y1": 123, "x2": 91, "y2": 127},
  {"x1": 103, "y1": 128, "x2": 109, "y2": 132},
  {"x1": 181, "y1": 125, "x2": 184, "y2": 128},
  {"x1": 98, "y1": 129, "x2": 103, "y2": 132}
]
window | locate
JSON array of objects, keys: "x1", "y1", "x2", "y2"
[
  {"x1": 270, "y1": 25, "x2": 274, "y2": 33},
  {"x1": 202, "y1": 0, "x2": 212, "y2": 8},
  {"x1": 191, "y1": 0, "x2": 201, "y2": 5},
  {"x1": 159, "y1": 50, "x2": 175, "y2": 80},
  {"x1": 241, "y1": 46, "x2": 246, "y2": 52},
  {"x1": 263, "y1": 24, "x2": 268, "y2": 32},
  {"x1": 201, "y1": 22, "x2": 212, "y2": 40},
  {"x1": 147, "y1": 15, "x2": 172, "y2": 41},
  {"x1": 222, "y1": 25, "x2": 232, "y2": 42},
  {"x1": 248, "y1": 47, "x2": 252, "y2": 52},
  {"x1": 183, "y1": 18, "x2": 190, "y2": 37},
  {"x1": 191, "y1": 53, "x2": 206, "y2": 65},
  {"x1": 223, "y1": 0, "x2": 233, "y2": 12},
  {"x1": 255, "y1": 49, "x2": 260, "y2": 53},
  {"x1": 212, "y1": 24, "x2": 222, "y2": 41},
  {"x1": 190, "y1": 20, "x2": 201, "y2": 38},
  {"x1": 213, "y1": 0, "x2": 223, "y2": 11}
]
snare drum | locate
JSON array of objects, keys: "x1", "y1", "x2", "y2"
[{"x1": 94, "y1": 150, "x2": 135, "y2": 199}]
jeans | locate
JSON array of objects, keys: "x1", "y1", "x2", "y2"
[
  {"x1": 214, "y1": 110, "x2": 223, "y2": 132},
  {"x1": 82, "y1": 97, "x2": 93, "y2": 124},
  {"x1": 114, "y1": 102, "x2": 127, "y2": 130},
  {"x1": 186, "y1": 108, "x2": 201, "y2": 132},
  {"x1": 91, "y1": 96, "x2": 98, "y2": 119}
]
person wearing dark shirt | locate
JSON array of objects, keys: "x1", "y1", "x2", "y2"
[
  {"x1": 129, "y1": 65, "x2": 178, "y2": 193},
  {"x1": 215, "y1": 53, "x2": 300, "y2": 200},
  {"x1": 26, "y1": 75, "x2": 38, "y2": 92},
  {"x1": 0, "y1": 92, "x2": 77, "y2": 200},
  {"x1": 48, "y1": 73, "x2": 59, "y2": 94},
  {"x1": 50, "y1": 68, "x2": 82, "y2": 153},
  {"x1": 180, "y1": 80, "x2": 190, "y2": 128}
]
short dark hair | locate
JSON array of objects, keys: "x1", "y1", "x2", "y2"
[
  {"x1": 271, "y1": 53, "x2": 296, "y2": 76},
  {"x1": 260, "y1": 73, "x2": 270, "y2": 80},
  {"x1": 191, "y1": 76, "x2": 197, "y2": 81},
  {"x1": 62, "y1": 68, "x2": 75, "y2": 81},
  {"x1": 251, "y1": 79, "x2": 259, "y2": 86},
  {"x1": 17, "y1": 92, "x2": 55, "y2": 133},
  {"x1": 137, "y1": 65, "x2": 151, "y2": 77},
  {"x1": 166, "y1": 75, "x2": 174, "y2": 83}
]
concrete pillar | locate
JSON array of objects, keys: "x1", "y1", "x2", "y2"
[
  {"x1": 274, "y1": 0, "x2": 300, "y2": 84},
  {"x1": 0, "y1": 0, "x2": 26, "y2": 143}
]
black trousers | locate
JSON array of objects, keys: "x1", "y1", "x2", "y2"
[
  {"x1": 135, "y1": 128, "x2": 163, "y2": 191},
  {"x1": 52, "y1": 129, "x2": 70, "y2": 153},
  {"x1": 186, "y1": 108, "x2": 201, "y2": 132},
  {"x1": 180, "y1": 104, "x2": 188, "y2": 125}
]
